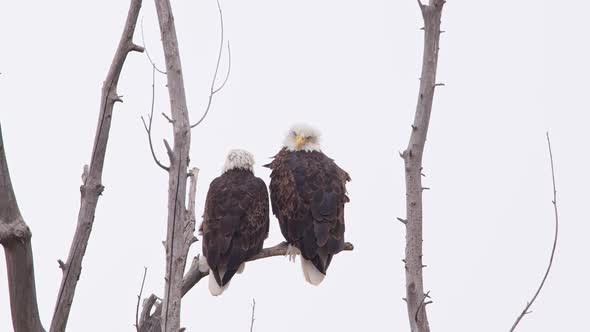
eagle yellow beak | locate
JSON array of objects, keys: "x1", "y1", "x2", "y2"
[{"x1": 295, "y1": 135, "x2": 306, "y2": 150}]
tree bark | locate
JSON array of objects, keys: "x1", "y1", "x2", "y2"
[
  {"x1": 0, "y1": 124, "x2": 45, "y2": 332},
  {"x1": 49, "y1": 1, "x2": 144, "y2": 331},
  {"x1": 402, "y1": 1, "x2": 445, "y2": 331},
  {"x1": 153, "y1": 1, "x2": 193, "y2": 331}
]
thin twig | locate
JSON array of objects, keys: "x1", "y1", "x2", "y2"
[
  {"x1": 212, "y1": 42, "x2": 231, "y2": 95},
  {"x1": 162, "y1": 112, "x2": 174, "y2": 124},
  {"x1": 141, "y1": 17, "x2": 167, "y2": 74},
  {"x1": 135, "y1": 267, "x2": 148, "y2": 332},
  {"x1": 509, "y1": 133, "x2": 559, "y2": 331},
  {"x1": 414, "y1": 291, "x2": 431, "y2": 323},
  {"x1": 141, "y1": 66, "x2": 170, "y2": 171},
  {"x1": 190, "y1": 0, "x2": 231, "y2": 128},
  {"x1": 250, "y1": 298, "x2": 256, "y2": 332}
]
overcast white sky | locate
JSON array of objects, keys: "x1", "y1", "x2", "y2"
[{"x1": 1, "y1": 0, "x2": 588, "y2": 331}]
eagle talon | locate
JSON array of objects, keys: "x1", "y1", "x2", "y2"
[{"x1": 285, "y1": 244, "x2": 300, "y2": 263}]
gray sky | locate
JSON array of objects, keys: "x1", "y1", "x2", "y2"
[{"x1": 1, "y1": 0, "x2": 588, "y2": 331}]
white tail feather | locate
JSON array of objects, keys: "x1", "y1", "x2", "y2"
[
  {"x1": 208, "y1": 267, "x2": 229, "y2": 296},
  {"x1": 301, "y1": 258, "x2": 325, "y2": 286},
  {"x1": 302, "y1": 260, "x2": 311, "y2": 283}
]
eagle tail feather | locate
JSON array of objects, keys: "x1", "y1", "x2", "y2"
[
  {"x1": 208, "y1": 274, "x2": 229, "y2": 296},
  {"x1": 209, "y1": 267, "x2": 230, "y2": 296},
  {"x1": 301, "y1": 258, "x2": 325, "y2": 286}
]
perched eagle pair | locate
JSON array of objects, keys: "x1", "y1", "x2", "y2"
[{"x1": 199, "y1": 124, "x2": 351, "y2": 295}]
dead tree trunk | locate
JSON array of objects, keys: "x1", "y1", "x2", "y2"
[
  {"x1": 401, "y1": 1, "x2": 445, "y2": 331},
  {"x1": 153, "y1": 1, "x2": 194, "y2": 331},
  {"x1": 0, "y1": 124, "x2": 45, "y2": 332}
]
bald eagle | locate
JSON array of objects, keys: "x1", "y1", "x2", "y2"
[
  {"x1": 200, "y1": 149, "x2": 270, "y2": 296},
  {"x1": 265, "y1": 124, "x2": 350, "y2": 285}
]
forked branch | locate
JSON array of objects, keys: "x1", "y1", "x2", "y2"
[
  {"x1": 141, "y1": 17, "x2": 167, "y2": 74},
  {"x1": 190, "y1": 0, "x2": 232, "y2": 128},
  {"x1": 509, "y1": 133, "x2": 559, "y2": 331}
]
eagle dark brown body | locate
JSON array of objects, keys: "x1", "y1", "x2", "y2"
[
  {"x1": 265, "y1": 148, "x2": 350, "y2": 283},
  {"x1": 200, "y1": 168, "x2": 269, "y2": 294}
]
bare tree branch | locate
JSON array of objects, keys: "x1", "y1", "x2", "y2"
[
  {"x1": 0, "y1": 124, "x2": 45, "y2": 332},
  {"x1": 153, "y1": 0, "x2": 193, "y2": 330},
  {"x1": 141, "y1": 66, "x2": 170, "y2": 171},
  {"x1": 135, "y1": 267, "x2": 148, "y2": 332},
  {"x1": 250, "y1": 298, "x2": 256, "y2": 332},
  {"x1": 401, "y1": 1, "x2": 445, "y2": 331},
  {"x1": 212, "y1": 43, "x2": 231, "y2": 95},
  {"x1": 509, "y1": 133, "x2": 559, "y2": 331},
  {"x1": 180, "y1": 242, "x2": 354, "y2": 296},
  {"x1": 180, "y1": 255, "x2": 208, "y2": 297},
  {"x1": 49, "y1": 1, "x2": 144, "y2": 331},
  {"x1": 190, "y1": 0, "x2": 232, "y2": 128},
  {"x1": 137, "y1": 241, "x2": 353, "y2": 330}
]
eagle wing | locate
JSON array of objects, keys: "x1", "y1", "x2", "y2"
[
  {"x1": 201, "y1": 172, "x2": 269, "y2": 286},
  {"x1": 266, "y1": 150, "x2": 298, "y2": 241}
]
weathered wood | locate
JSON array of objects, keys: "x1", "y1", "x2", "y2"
[
  {"x1": 0, "y1": 124, "x2": 45, "y2": 332},
  {"x1": 153, "y1": 1, "x2": 193, "y2": 330},
  {"x1": 48, "y1": 1, "x2": 144, "y2": 331},
  {"x1": 402, "y1": 1, "x2": 445, "y2": 331}
]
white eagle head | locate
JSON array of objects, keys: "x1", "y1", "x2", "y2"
[
  {"x1": 223, "y1": 149, "x2": 255, "y2": 173},
  {"x1": 283, "y1": 123, "x2": 321, "y2": 152}
]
